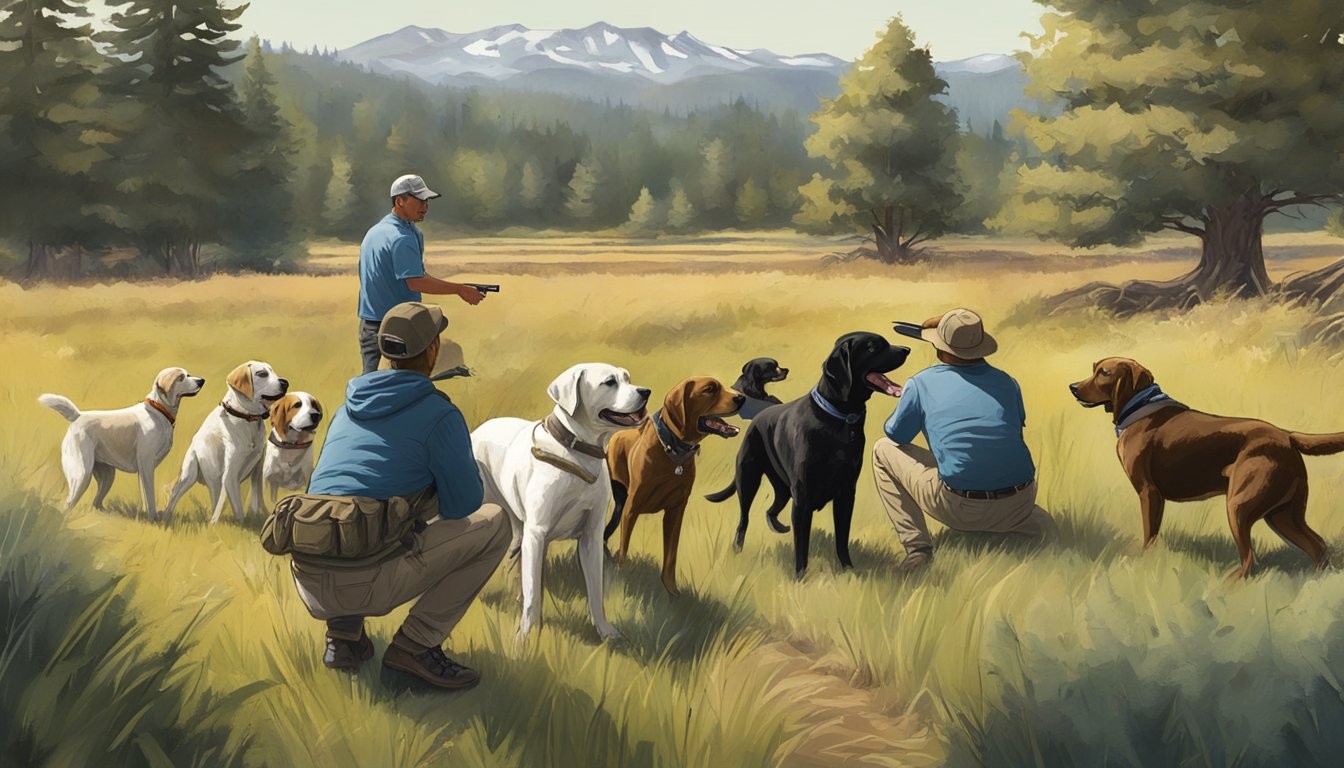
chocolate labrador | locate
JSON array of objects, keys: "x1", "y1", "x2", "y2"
[
  {"x1": 706, "y1": 332, "x2": 909, "y2": 577},
  {"x1": 605, "y1": 377, "x2": 744, "y2": 595},
  {"x1": 1071, "y1": 357, "x2": 1343, "y2": 578}
]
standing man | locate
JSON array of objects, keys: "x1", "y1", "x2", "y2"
[
  {"x1": 873, "y1": 308, "x2": 1056, "y2": 572},
  {"x1": 296, "y1": 301, "x2": 509, "y2": 688},
  {"x1": 358, "y1": 174, "x2": 485, "y2": 374}
]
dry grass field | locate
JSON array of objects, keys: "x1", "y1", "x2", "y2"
[{"x1": 4, "y1": 231, "x2": 1344, "y2": 766}]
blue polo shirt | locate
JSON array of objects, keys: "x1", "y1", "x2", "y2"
[
  {"x1": 884, "y1": 362, "x2": 1036, "y2": 491},
  {"x1": 358, "y1": 213, "x2": 426, "y2": 322}
]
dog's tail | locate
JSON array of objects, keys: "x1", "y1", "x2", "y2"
[
  {"x1": 1290, "y1": 431, "x2": 1344, "y2": 456},
  {"x1": 704, "y1": 479, "x2": 737, "y2": 503},
  {"x1": 38, "y1": 394, "x2": 81, "y2": 423}
]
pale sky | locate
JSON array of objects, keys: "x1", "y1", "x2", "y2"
[{"x1": 194, "y1": 0, "x2": 1047, "y2": 62}]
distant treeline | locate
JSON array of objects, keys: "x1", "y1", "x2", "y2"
[{"x1": 0, "y1": 0, "x2": 1026, "y2": 280}]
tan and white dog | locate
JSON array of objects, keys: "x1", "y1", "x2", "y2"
[
  {"x1": 163, "y1": 360, "x2": 288, "y2": 524},
  {"x1": 471, "y1": 363, "x2": 651, "y2": 641},
  {"x1": 39, "y1": 367, "x2": 206, "y2": 520},
  {"x1": 261, "y1": 391, "x2": 324, "y2": 506}
]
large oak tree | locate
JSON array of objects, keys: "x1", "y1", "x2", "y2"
[{"x1": 1009, "y1": 0, "x2": 1344, "y2": 315}]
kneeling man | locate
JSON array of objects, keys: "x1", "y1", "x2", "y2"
[
  {"x1": 295, "y1": 301, "x2": 508, "y2": 688},
  {"x1": 874, "y1": 308, "x2": 1056, "y2": 571}
]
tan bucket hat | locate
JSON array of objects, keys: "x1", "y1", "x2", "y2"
[{"x1": 894, "y1": 308, "x2": 997, "y2": 359}]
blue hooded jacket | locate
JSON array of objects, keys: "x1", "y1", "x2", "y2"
[{"x1": 308, "y1": 370, "x2": 483, "y2": 519}]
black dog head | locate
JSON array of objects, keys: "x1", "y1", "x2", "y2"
[
  {"x1": 818, "y1": 332, "x2": 910, "y2": 408},
  {"x1": 734, "y1": 357, "x2": 789, "y2": 400}
]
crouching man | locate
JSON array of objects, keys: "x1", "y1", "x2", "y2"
[{"x1": 290, "y1": 301, "x2": 508, "y2": 689}]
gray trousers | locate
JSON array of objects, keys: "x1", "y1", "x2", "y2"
[{"x1": 358, "y1": 319, "x2": 381, "y2": 375}]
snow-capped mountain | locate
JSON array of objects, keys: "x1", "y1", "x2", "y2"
[{"x1": 338, "y1": 22, "x2": 849, "y2": 85}]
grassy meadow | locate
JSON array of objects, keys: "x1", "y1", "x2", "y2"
[{"x1": 5, "y1": 231, "x2": 1344, "y2": 766}]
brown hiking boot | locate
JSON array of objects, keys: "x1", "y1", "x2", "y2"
[
  {"x1": 323, "y1": 632, "x2": 374, "y2": 670},
  {"x1": 383, "y1": 641, "x2": 481, "y2": 690}
]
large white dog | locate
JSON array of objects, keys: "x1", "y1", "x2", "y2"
[
  {"x1": 472, "y1": 363, "x2": 650, "y2": 641},
  {"x1": 39, "y1": 367, "x2": 206, "y2": 520},
  {"x1": 261, "y1": 391, "x2": 324, "y2": 507},
  {"x1": 163, "y1": 360, "x2": 288, "y2": 524}
]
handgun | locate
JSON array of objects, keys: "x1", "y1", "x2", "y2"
[{"x1": 464, "y1": 283, "x2": 500, "y2": 293}]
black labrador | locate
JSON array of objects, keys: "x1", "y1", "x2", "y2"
[
  {"x1": 706, "y1": 332, "x2": 909, "y2": 577},
  {"x1": 733, "y1": 357, "x2": 789, "y2": 419}
]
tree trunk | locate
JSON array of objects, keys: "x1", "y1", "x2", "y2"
[
  {"x1": 861, "y1": 205, "x2": 922, "y2": 265},
  {"x1": 1043, "y1": 192, "x2": 1272, "y2": 316},
  {"x1": 22, "y1": 242, "x2": 84, "y2": 282}
]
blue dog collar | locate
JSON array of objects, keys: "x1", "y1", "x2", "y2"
[{"x1": 810, "y1": 388, "x2": 862, "y2": 424}]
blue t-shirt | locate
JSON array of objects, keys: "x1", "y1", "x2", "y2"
[
  {"x1": 884, "y1": 362, "x2": 1036, "y2": 491},
  {"x1": 357, "y1": 213, "x2": 426, "y2": 322},
  {"x1": 308, "y1": 370, "x2": 483, "y2": 520}
]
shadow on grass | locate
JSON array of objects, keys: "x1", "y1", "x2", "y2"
[
  {"x1": 480, "y1": 546, "x2": 757, "y2": 669},
  {"x1": 1, "y1": 490, "x2": 257, "y2": 766},
  {"x1": 367, "y1": 644, "x2": 660, "y2": 768},
  {"x1": 1160, "y1": 528, "x2": 1341, "y2": 576}
]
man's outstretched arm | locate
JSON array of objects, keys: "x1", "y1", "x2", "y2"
[{"x1": 405, "y1": 275, "x2": 485, "y2": 305}]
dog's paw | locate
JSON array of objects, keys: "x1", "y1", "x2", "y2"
[
  {"x1": 596, "y1": 624, "x2": 623, "y2": 642},
  {"x1": 732, "y1": 530, "x2": 745, "y2": 552},
  {"x1": 661, "y1": 578, "x2": 681, "y2": 597},
  {"x1": 793, "y1": 567, "x2": 807, "y2": 581},
  {"x1": 767, "y1": 515, "x2": 790, "y2": 534}
]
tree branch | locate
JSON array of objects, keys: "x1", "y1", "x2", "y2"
[
  {"x1": 1262, "y1": 193, "x2": 1339, "y2": 214},
  {"x1": 1161, "y1": 217, "x2": 1206, "y2": 237}
]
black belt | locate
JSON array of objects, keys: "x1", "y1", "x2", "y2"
[{"x1": 943, "y1": 480, "x2": 1032, "y2": 500}]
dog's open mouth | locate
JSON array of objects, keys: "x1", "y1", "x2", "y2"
[
  {"x1": 601, "y1": 406, "x2": 647, "y2": 427},
  {"x1": 864, "y1": 372, "x2": 903, "y2": 397},
  {"x1": 699, "y1": 415, "x2": 741, "y2": 438}
]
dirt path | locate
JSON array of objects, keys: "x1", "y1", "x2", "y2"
[{"x1": 759, "y1": 642, "x2": 945, "y2": 767}]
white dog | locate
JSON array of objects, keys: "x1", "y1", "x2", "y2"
[
  {"x1": 39, "y1": 367, "x2": 206, "y2": 519},
  {"x1": 261, "y1": 391, "x2": 324, "y2": 507},
  {"x1": 472, "y1": 363, "x2": 650, "y2": 641},
  {"x1": 163, "y1": 360, "x2": 288, "y2": 524}
]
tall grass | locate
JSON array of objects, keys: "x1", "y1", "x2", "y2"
[{"x1": 4, "y1": 235, "x2": 1344, "y2": 765}]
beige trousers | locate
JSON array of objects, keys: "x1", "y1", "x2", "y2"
[
  {"x1": 871, "y1": 438, "x2": 1056, "y2": 554},
  {"x1": 291, "y1": 503, "x2": 510, "y2": 648}
]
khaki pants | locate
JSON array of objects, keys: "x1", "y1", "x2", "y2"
[
  {"x1": 871, "y1": 438, "x2": 1056, "y2": 554},
  {"x1": 291, "y1": 503, "x2": 510, "y2": 648}
]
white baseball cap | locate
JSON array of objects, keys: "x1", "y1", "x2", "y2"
[{"x1": 390, "y1": 174, "x2": 441, "y2": 201}]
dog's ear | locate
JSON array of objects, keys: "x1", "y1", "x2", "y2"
[
  {"x1": 1109, "y1": 360, "x2": 1153, "y2": 419},
  {"x1": 661, "y1": 379, "x2": 693, "y2": 435},
  {"x1": 309, "y1": 394, "x2": 324, "y2": 416},
  {"x1": 227, "y1": 362, "x2": 254, "y2": 400},
  {"x1": 268, "y1": 395, "x2": 291, "y2": 428},
  {"x1": 822, "y1": 337, "x2": 855, "y2": 401},
  {"x1": 155, "y1": 368, "x2": 184, "y2": 396},
  {"x1": 547, "y1": 365, "x2": 586, "y2": 416}
]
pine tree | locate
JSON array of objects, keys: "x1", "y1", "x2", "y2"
[
  {"x1": 519, "y1": 160, "x2": 548, "y2": 215},
  {"x1": 221, "y1": 37, "x2": 300, "y2": 271},
  {"x1": 322, "y1": 138, "x2": 355, "y2": 234},
  {"x1": 565, "y1": 158, "x2": 600, "y2": 225},
  {"x1": 624, "y1": 187, "x2": 662, "y2": 234},
  {"x1": 0, "y1": 0, "x2": 107, "y2": 279},
  {"x1": 734, "y1": 178, "x2": 769, "y2": 227},
  {"x1": 804, "y1": 15, "x2": 962, "y2": 263},
  {"x1": 666, "y1": 179, "x2": 695, "y2": 231},
  {"x1": 697, "y1": 137, "x2": 732, "y2": 220},
  {"x1": 95, "y1": 0, "x2": 250, "y2": 276}
]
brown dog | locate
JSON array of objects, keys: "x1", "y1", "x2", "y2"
[
  {"x1": 605, "y1": 377, "x2": 744, "y2": 594},
  {"x1": 1070, "y1": 357, "x2": 1343, "y2": 578}
]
